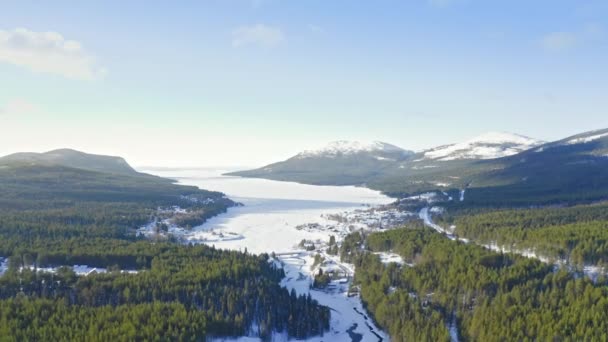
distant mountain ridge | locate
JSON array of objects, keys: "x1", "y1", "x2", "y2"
[
  {"x1": 229, "y1": 129, "x2": 608, "y2": 206},
  {"x1": 0, "y1": 148, "x2": 138, "y2": 175},
  {"x1": 227, "y1": 140, "x2": 414, "y2": 185},
  {"x1": 295, "y1": 140, "x2": 413, "y2": 159},
  {"x1": 228, "y1": 133, "x2": 540, "y2": 186}
]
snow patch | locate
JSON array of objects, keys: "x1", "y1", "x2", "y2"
[
  {"x1": 17, "y1": 264, "x2": 139, "y2": 276},
  {"x1": 296, "y1": 140, "x2": 410, "y2": 158},
  {"x1": 567, "y1": 132, "x2": 608, "y2": 145},
  {"x1": 429, "y1": 206, "x2": 445, "y2": 214},
  {"x1": 0, "y1": 257, "x2": 8, "y2": 276},
  {"x1": 375, "y1": 156, "x2": 395, "y2": 161},
  {"x1": 374, "y1": 252, "x2": 406, "y2": 266},
  {"x1": 423, "y1": 132, "x2": 542, "y2": 161},
  {"x1": 406, "y1": 192, "x2": 439, "y2": 203},
  {"x1": 448, "y1": 314, "x2": 459, "y2": 342}
]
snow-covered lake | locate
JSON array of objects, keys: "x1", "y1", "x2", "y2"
[
  {"x1": 142, "y1": 167, "x2": 394, "y2": 342},
  {"x1": 144, "y1": 168, "x2": 392, "y2": 254}
]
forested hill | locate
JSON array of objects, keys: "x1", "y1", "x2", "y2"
[
  {"x1": 227, "y1": 140, "x2": 415, "y2": 185},
  {"x1": 0, "y1": 148, "x2": 138, "y2": 175},
  {"x1": 345, "y1": 227, "x2": 608, "y2": 341},
  {"x1": 0, "y1": 152, "x2": 331, "y2": 340}
]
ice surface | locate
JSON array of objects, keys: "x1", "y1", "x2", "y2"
[
  {"x1": 144, "y1": 168, "x2": 393, "y2": 254},
  {"x1": 13, "y1": 264, "x2": 138, "y2": 276}
]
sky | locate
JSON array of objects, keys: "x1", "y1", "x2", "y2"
[{"x1": 1, "y1": 0, "x2": 607, "y2": 167}]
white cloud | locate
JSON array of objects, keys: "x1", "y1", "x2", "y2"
[
  {"x1": 308, "y1": 24, "x2": 325, "y2": 33},
  {"x1": 541, "y1": 31, "x2": 578, "y2": 51},
  {"x1": 0, "y1": 99, "x2": 39, "y2": 116},
  {"x1": 232, "y1": 24, "x2": 285, "y2": 48},
  {"x1": 0, "y1": 28, "x2": 106, "y2": 80}
]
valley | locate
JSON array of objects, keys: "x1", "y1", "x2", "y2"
[
  {"x1": 2, "y1": 127, "x2": 608, "y2": 341},
  {"x1": 143, "y1": 168, "x2": 401, "y2": 341},
  {"x1": 4, "y1": 3, "x2": 608, "y2": 341}
]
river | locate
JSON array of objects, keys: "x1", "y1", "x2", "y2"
[{"x1": 142, "y1": 167, "x2": 393, "y2": 342}]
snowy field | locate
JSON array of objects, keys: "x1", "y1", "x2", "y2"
[{"x1": 142, "y1": 168, "x2": 393, "y2": 341}]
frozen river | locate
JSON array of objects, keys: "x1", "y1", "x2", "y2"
[{"x1": 142, "y1": 167, "x2": 394, "y2": 342}]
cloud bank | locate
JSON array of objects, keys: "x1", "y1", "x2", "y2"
[{"x1": 0, "y1": 28, "x2": 106, "y2": 80}]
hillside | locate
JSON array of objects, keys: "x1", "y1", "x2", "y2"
[
  {"x1": 227, "y1": 140, "x2": 414, "y2": 185},
  {"x1": 375, "y1": 128, "x2": 608, "y2": 206},
  {"x1": 459, "y1": 128, "x2": 608, "y2": 206},
  {"x1": 420, "y1": 132, "x2": 543, "y2": 161},
  {"x1": 0, "y1": 149, "x2": 138, "y2": 175},
  {"x1": 0, "y1": 151, "x2": 329, "y2": 341},
  {"x1": 229, "y1": 133, "x2": 542, "y2": 190}
]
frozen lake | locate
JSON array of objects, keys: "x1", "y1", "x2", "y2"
[{"x1": 143, "y1": 168, "x2": 393, "y2": 254}]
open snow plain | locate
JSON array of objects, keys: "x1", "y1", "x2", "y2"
[{"x1": 143, "y1": 168, "x2": 395, "y2": 342}]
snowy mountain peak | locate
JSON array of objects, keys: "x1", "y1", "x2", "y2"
[
  {"x1": 423, "y1": 132, "x2": 544, "y2": 161},
  {"x1": 563, "y1": 129, "x2": 608, "y2": 145},
  {"x1": 465, "y1": 132, "x2": 541, "y2": 146},
  {"x1": 296, "y1": 140, "x2": 412, "y2": 158}
]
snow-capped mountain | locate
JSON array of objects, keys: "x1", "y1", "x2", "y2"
[
  {"x1": 422, "y1": 132, "x2": 543, "y2": 161},
  {"x1": 296, "y1": 140, "x2": 413, "y2": 160},
  {"x1": 227, "y1": 140, "x2": 414, "y2": 185},
  {"x1": 228, "y1": 128, "x2": 608, "y2": 204}
]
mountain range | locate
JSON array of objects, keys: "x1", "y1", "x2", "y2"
[
  {"x1": 228, "y1": 131, "x2": 543, "y2": 186},
  {"x1": 229, "y1": 128, "x2": 608, "y2": 206},
  {"x1": 3, "y1": 128, "x2": 607, "y2": 207}
]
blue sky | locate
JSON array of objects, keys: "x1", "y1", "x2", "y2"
[{"x1": 1, "y1": 0, "x2": 607, "y2": 166}]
